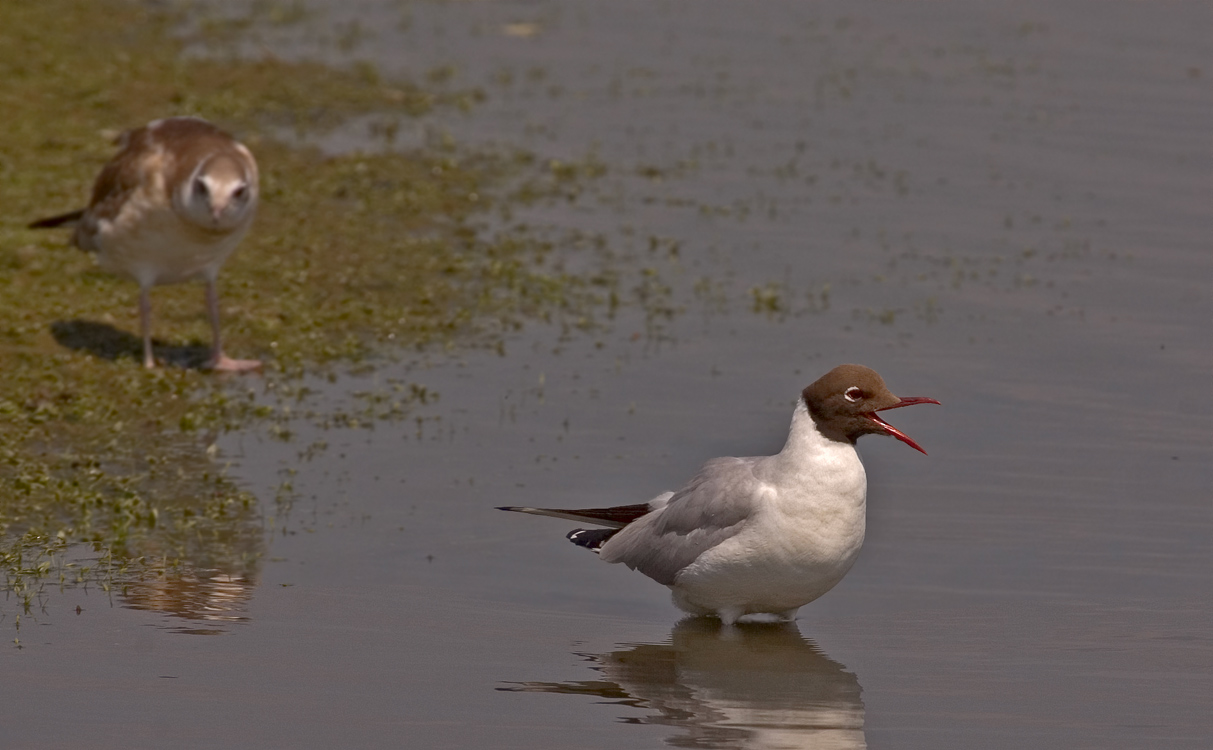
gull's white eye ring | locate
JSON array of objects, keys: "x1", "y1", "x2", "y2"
[{"x1": 844, "y1": 387, "x2": 864, "y2": 402}]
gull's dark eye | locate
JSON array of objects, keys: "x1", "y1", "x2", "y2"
[
  {"x1": 844, "y1": 387, "x2": 864, "y2": 403},
  {"x1": 232, "y1": 185, "x2": 248, "y2": 201},
  {"x1": 193, "y1": 179, "x2": 209, "y2": 198}
]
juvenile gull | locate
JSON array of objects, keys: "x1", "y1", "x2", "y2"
[
  {"x1": 499, "y1": 364, "x2": 939, "y2": 625},
  {"x1": 30, "y1": 116, "x2": 261, "y2": 371}
]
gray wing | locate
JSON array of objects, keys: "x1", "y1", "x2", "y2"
[{"x1": 598, "y1": 456, "x2": 765, "y2": 585}]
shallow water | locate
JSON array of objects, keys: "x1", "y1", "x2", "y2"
[{"x1": 4, "y1": 1, "x2": 1210, "y2": 748}]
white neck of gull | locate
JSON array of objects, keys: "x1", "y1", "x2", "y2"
[{"x1": 761, "y1": 400, "x2": 867, "y2": 496}]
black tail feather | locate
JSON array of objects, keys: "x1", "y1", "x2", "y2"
[
  {"x1": 557, "y1": 502, "x2": 651, "y2": 527},
  {"x1": 567, "y1": 527, "x2": 620, "y2": 552},
  {"x1": 496, "y1": 503, "x2": 651, "y2": 529},
  {"x1": 29, "y1": 209, "x2": 85, "y2": 229}
]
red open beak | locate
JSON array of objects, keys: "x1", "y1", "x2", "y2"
[{"x1": 865, "y1": 396, "x2": 940, "y2": 455}]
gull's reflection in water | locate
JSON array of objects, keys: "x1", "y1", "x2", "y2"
[
  {"x1": 118, "y1": 546, "x2": 260, "y2": 635},
  {"x1": 120, "y1": 564, "x2": 258, "y2": 635},
  {"x1": 112, "y1": 490, "x2": 265, "y2": 634},
  {"x1": 503, "y1": 618, "x2": 865, "y2": 749},
  {"x1": 121, "y1": 565, "x2": 254, "y2": 631}
]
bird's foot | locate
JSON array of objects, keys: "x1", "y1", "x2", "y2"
[
  {"x1": 205, "y1": 354, "x2": 262, "y2": 373},
  {"x1": 716, "y1": 607, "x2": 744, "y2": 627}
]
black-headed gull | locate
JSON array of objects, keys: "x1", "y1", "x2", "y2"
[{"x1": 500, "y1": 364, "x2": 939, "y2": 625}]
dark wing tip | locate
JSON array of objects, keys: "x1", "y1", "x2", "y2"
[{"x1": 567, "y1": 527, "x2": 618, "y2": 551}]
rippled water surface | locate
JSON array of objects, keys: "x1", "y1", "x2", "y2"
[{"x1": 5, "y1": 1, "x2": 1210, "y2": 748}]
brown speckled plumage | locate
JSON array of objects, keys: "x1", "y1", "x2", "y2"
[{"x1": 29, "y1": 117, "x2": 261, "y2": 371}]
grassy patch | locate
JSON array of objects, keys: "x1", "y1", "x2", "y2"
[{"x1": 0, "y1": 0, "x2": 614, "y2": 630}]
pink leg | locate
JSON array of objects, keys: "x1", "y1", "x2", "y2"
[
  {"x1": 203, "y1": 278, "x2": 261, "y2": 372},
  {"x1": 139, "y1": 286, "x2": 156, "y2": 369}
]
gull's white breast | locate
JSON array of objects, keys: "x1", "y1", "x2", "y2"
[
  {"x1": 671, "y1": 413, "x2": 869, "y2": 616},
  {"x1": 94, "y1": 191, "x2": 248, "y2": 287}
]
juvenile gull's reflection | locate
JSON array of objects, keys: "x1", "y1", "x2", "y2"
[
  {"x1": 117, "y1": 518, "x2": 264, "y2": 634},
  {"x1": 121, "y1": 564, "x2": 258, "y2": 634},
  {"x1": 502, "y1": 618, "x2": 865, "y2": 749}
]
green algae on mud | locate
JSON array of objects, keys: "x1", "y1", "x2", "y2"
[{"x1": 0, "y1": 0, "x2": 614, "y2": 632}]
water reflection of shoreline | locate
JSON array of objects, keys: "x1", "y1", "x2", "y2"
[{"x1": 502, "y1": 618, "x2": 865, "y2": 749}]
